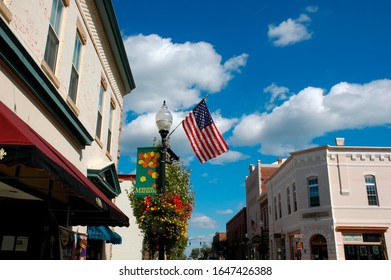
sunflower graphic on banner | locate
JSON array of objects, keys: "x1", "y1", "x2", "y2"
[{"x1": 135, "y1": 147, "x2": 161, "y2": 197}]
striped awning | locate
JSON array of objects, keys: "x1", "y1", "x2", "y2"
[{"x1": 87, "y1": 226, "x2": 122, "y2": 244}]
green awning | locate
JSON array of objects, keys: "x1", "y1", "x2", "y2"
[{"x1": 87, "y1": 226, "x2": 122, "y2": 244}]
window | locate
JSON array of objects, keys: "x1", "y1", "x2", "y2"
[
  {"x1": 287, "y1": 187, "x2": 291, "y2": 215},
  {"x1": 43, "y1": 0, "x2": 64, "y2": 72},
  {"x1": 365, "y1": 175, "x2": 379, "y2": 206},
  {"x1": 278, "y1": 193, "x2": 282, "y2": 219},
  {"x1": 68, "y1": 32, "x2": 82, "y2": 103},
  {"x1": 106, "y1": 100, "x2": 115, "y2": 154},
  {"x1": 292, "y1": 183, "x2": 297, "y2": 212},
  {"x1": 308, "y1": 178, "x2": 320, "y2": 207},
  {"x1": 96, "y1": 85, "x2": 104, "y2": 141},
  {"x1": 274, "y1": 196, "x2": 277, "y2": 221}
]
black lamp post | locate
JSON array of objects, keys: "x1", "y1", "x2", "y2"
[{"x1": 155, "y1": 101, "x2": 173, "y2": 260}]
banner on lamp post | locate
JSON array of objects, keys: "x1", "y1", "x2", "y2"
[{"x1": 134, "y1": 147, "x2": 161, "y2": 197}]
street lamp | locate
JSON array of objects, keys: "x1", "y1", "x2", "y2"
[{"x1": 155, "y1": 100, "x2": 173, "y2": 260}]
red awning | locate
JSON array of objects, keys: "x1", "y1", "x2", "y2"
[{"x1": 0, "y1": 101, "x2": 129, "y2": 227}]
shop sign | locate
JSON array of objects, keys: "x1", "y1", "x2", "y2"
[
  {"x1": 343, "y1": 233, "x2": 363, "y2": 242},
  {"x1": 295, "y1": 241, "x2": 304, "y2": 250}
]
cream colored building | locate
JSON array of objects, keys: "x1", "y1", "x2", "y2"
[
  {"x1": 110, "y1": 174, "x2": 143, "y2": 260},
  {"x1": 266, "y1": 139, "x2": 391, "y2": 260},
  {"x1": 0, "y1": 0, "x2": 135, "y2": 259}
]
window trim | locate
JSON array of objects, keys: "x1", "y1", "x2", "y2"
[
  {"x1": 365, "y1": 175, "x2": 379, "y2": 206},
  {"x1": 292, "y1": 182, "x2": 297, "y2": 212},
  {"x1": 95, "y1": 83, "x2": 105, "y2": 144},
  {"x1": 308, "y1": 177, "x2": 320, "y2": 208},
  {"x1": 0, "y1": 1, "x2": 12, "y2": 23},
  {"x1": 106, "y1": 97, "x2": 115, "y2": 156},
  {"x1": 42, "y1": 0, "x2": 64, "y2": 76},
  {"x1": 287, "y1": 186, "x2": 291, "y2": 215},
  {"x1": 68, "y1": 31, "x2": 82, "y2": 104},
  {"x1": 278, "y1": 193, "x2": 282, "y2": 219}
]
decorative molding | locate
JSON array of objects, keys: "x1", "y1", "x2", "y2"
[{"x1": 76, "y1": 0, "x2": 124, "y2": 107}]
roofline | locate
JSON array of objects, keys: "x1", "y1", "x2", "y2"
[
  {"x1": 266, "y1": 144, "x2": 391, "y2": 183},
  {"x1": 95, "y1": 1, "x2": 136, "y2": 94}
]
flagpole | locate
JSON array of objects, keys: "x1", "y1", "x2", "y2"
[
  {"x1": 168, "y1": 122, "x2": 181, "y2": 137},
  {"x1": 168, "y1": 95, "x2": 209, "y2": 137}
]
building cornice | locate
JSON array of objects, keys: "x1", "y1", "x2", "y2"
[{"x1": 77, "y1": 0, "x2": 135, "y2": 107}]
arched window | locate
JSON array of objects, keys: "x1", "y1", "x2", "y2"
[
  {"x1": 365, "y1": 175, "x2": 379, "y2": 206},
  {"x1": 310, "y1": 234, "x2": 328, "y2": 260}
]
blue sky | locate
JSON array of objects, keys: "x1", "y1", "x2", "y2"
[{"x1": 112, "y1": 0, "x2": 391, "y2": 253}]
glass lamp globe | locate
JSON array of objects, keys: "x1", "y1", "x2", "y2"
[{"x1": 155, "y1": 101, "x2": 173, "y2": 132}]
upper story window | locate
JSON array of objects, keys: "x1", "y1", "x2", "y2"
[
  {"x1": 308, "y1": 177, "x2": 320, "y2": 207},
  {"x1": 287, "y1": 186, "x2": 291, "y2": 215},
  {"x1": 278, "y1": 193, "x2": 282, "y2": 219},
  {"x1": 95, "y1": 84, "x2": 105, "y2": 141},
  {"x1": 292, "y1": 183, "x2": 297, "y2": 212},
  {"x1": 43, "y1": 0, "x2": 64, "y2": 73},
  {"x1": 365, "y1": 175, "x2": 379, "y2": 206},
  {"x1": 274, "y1": 196, "x2": 278, "y2": 221},
  {"x1": 68, "y1": 31, "x2": 82, "y2": 104},
  {"x1": 106, "y1": 99, "x2": 115, "y2": 154}
]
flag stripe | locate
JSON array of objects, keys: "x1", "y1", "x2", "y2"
[
  {"x1": 182, "y1": 99, "x2": 229, "y2": 163},
  {"x1": 201, "y1": 126, "x2": 219, "y2": 158},
  {"x1": 202, "y1": 126, "x2": 220, "y2": 157},
  {"x1": 208, "y1": 122, "x2": 229, "y2": 153},
  {"x1": 185, "y1": 113, "x2": 214, "y2": 162},
  {"x1": 183, "y1": 114, "x2": 209, "y2": 163}
]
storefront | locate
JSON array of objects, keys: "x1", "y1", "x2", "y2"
[
  {"x1": 337, "y1": 227, "x2": 388, "y2": 260},
  {"x1": 0, "y1": 102, "x2": 128, "y2": 259},
  {"x1": 272, "y1": 233, "x2": 286, "y2": 260},
  {"x1": 289, "y1": 233, "x2": 304, "y2": 260}
]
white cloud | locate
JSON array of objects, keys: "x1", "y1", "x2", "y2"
[
  {"x1": 122, "y1": 34, "x2": 248, "y2": 114},
  {"x1": 208, "y1": 177, "x2": 220, "y2": 184},
  {"x1": 230, "y1": 79, "x2": 391, "y2": 156},
  {"x1": 216, "y1": 209, "x2": 233, "y2": 215},
  {"x1": 208, "y1": 150, "x2": 250, "y2": 165},
  {"x1": 268, "y1": 13, "x2": 313, "y2": 47},
  {"x1": 305, "y1": 6, "x2": 319, "y2": 13},
  {"x1": 119, "y1": 34, "x2": 248, "y2": 165},
  {"x1": 264, "y1": 82, "x2": 290, "y2": 110},
  {"x1": 190, "y1": 213, "x2": 218, "y2": 229}
]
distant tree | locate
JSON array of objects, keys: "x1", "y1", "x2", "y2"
[
  {"x1": 190, "y1": 248, "x2": 201, "y2": 259},
  {"x1": 201, "y1": 247, "x2": 212, "y2": 259}
]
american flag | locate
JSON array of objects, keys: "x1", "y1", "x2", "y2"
[{"x1": 182, "y1": 99, "x2": 229, "y2": 163}]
